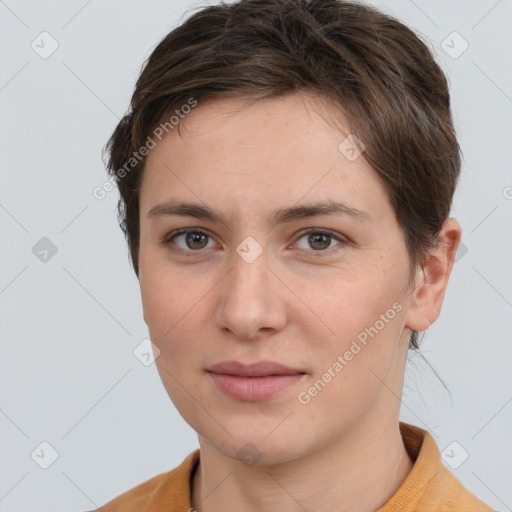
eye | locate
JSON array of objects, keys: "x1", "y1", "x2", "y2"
[
  {"x1": 292, "y1": 228, "x2": 347, "y2": 254},
  {"x1": 164, "y1": 229, "x2": 218, "y2": 254},
  {"x1": 163, "y1": 227, "x2": 347, "y2": 256}
]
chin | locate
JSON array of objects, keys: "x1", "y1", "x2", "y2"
[
  {"x1": 195, "y1": 420, "x2": 318, "y2": 468},
  {"x1": 219, "y1": 437, "x2": 308, "y2": 468}
]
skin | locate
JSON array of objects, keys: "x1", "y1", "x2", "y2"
[{"x1": 137, "y1": 92, "x2": 461, "y2": 512}]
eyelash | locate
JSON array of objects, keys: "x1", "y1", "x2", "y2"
[{"x1": 162, "y1": 228, "x2": 348, "y2": 257}]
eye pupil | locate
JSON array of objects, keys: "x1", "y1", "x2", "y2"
[{"x1": 309, "y1": 233, "x2": 330, "y2": 250}]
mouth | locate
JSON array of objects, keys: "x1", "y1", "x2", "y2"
[{"x1": 206, "y1": 360, "x2": 307, "y2": 401}]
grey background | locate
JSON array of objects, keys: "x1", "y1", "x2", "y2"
[{"x1": 1, "y1": 0, "x2": 511, "y2": 511}]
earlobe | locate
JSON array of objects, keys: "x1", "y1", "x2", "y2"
[{"x1": 404, "y1": 217, "x2": 462, "y2": 333}]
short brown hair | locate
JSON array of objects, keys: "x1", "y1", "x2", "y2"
[{"x1": 103, "y1": 0, "x2": 461, "y2": 349}]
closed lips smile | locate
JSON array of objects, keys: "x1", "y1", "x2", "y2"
[{"x1": 206, "y1": 361, "x2": 307, "y2": 401}]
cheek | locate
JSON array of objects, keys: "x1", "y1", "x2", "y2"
[
  {"x1": 302, "y1": 263, "x2": 404, "y2": 343},
  {"x1": 299, "y1": 264, "x2": 409, "y2": 403},
  {"x1": 298, "y1": 296, "x2": 407, "y2": 426},
  {"x1": 140, "y1": 247, "x2": 189, "y2": 330},
  {"x1": 139, "y1": 261, "x2": 213, "y2": 367},
  {"x1": 140, "y1": 278, "x2": 186, "y2": 359}
]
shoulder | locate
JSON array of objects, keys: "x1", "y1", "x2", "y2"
[
  {"x1": 378, "y1": 423, "x2": 495, "y2": 511},
  {"x1": 417, "y1": 463, "x2": 496, "y2": 511},
  {"x1": 93, "y1": 450, "x2": 200, "y2": 512}
]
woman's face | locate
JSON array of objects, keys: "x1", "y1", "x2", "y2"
[{"x1": 138, "y1": 93, "x2": 425, "y2": 464}]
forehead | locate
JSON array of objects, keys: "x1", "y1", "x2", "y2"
[
  {"x1": 157, "y1": 93, "x2": 347, "y2": 152},
  {"x1": 139, "y1": 93, "x2": 390, "y2": 223}
]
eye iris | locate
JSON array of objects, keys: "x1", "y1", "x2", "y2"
[
  {"x1": 186, "y1": 232, "x2": 208, "y2": 250},
  {"x1": 309, "y1": 233, "x2": 330, "y2": 250}
]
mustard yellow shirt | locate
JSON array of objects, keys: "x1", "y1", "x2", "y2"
[{"x1": 95, "y1": 422, "x2": 494, "y2": 511}]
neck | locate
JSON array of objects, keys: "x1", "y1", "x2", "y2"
[{"x1": 191, "y1": 417, "x2": 414, "y2": 512}]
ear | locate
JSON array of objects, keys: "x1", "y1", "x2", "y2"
[{"x1": 405, "y1": 217, "x2": 462, "y2": 332}]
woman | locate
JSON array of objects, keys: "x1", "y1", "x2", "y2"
[{"x1": 96, "y1": 0, "x2": 494, "y2": 510}]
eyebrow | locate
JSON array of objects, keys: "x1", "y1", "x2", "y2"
[{"x1": 147, "y1": 200, "x2": 372, "y2": 225}]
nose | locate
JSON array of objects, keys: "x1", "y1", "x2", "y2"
[{"x1": 214, "y1": 246, "x2": 287, "y2": 341}]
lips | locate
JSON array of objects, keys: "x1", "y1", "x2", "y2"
[
  {"x1": 207, "y1": 360, "x2": 305, "y2": 377},
  {"x1": 207, "y1": 360, "x2": 307, "y2": 401}
]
